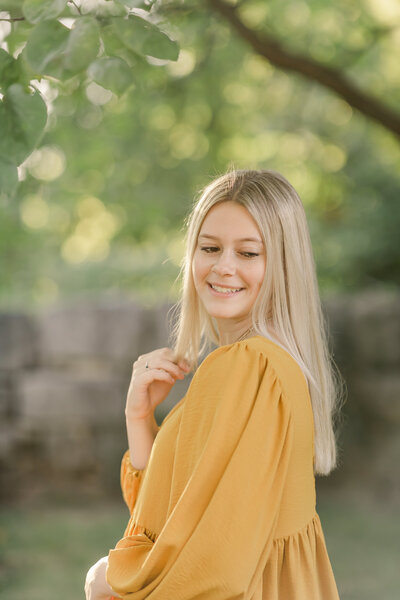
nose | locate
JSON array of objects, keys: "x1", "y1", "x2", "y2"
[{"x1": 211, "y1": 249, "x2": 236, "y2": 276}]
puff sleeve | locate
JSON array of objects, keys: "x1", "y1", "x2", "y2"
[{"x1": 107, "y1": 342, "x2": 294, "y2": 599}]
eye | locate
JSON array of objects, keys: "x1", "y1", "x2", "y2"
[
  {"x1": 200, "y1": 246, "x2": 219, "y2": 253},
  {"x1": 200, "y1": 247, "x2": 259, "y2": 258}
]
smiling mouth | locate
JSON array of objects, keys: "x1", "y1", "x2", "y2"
[{"x1": 208, "y1": 283, "x2": 244, "y2": 295}]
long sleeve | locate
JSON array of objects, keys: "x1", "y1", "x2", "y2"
[
  {"x1": 120, "y1": 450, "x2": 144, "y2": 515},
  {"x1": 120, "y1": 422, "x2": 162, "y2": 514},
  {"x1": 107, "y1": 343, "x2": 294, "y2": 599}
]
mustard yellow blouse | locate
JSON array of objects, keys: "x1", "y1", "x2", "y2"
[{"x1": 107, "y1": 336, "x2": 340, "y2": 599}]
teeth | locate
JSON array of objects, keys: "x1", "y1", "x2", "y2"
[{"x1": 211, "y1": 284, "x2": 242, "y2": 293}]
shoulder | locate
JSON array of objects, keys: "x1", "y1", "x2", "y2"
[
  {"x1": 246, "y1": 336, "x2": 306, "y2": 380},
  {"x1": 247, "y1": 336, "x2": 309, "y2": 395},
  {"x1": 197, "y1": 335, "x2": 301, "y2": 374},
  {"x1": 193, "y1": 335, "x2": 306, "y2": 396}
]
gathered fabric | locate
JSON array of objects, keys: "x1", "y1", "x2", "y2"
[{"x1": 107, "y1": 336, "x2": 340, "y2": 599}]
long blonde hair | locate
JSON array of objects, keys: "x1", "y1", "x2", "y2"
[{"x1": 168, "y1": 168, "x2": 346, "y2": 476}]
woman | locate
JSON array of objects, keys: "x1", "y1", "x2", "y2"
[{"x1": 85, "y1": 168, "x2": 344, "y2": 599}]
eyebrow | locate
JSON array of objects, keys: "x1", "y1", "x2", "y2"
[{"x1": 198, "y1": 234, "x2": 263, "y2": 245}]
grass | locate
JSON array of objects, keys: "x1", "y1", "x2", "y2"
[
  {"x1": 317, "y1": 490, "x2": 399, "y2": 600},
  {"x1": 0, "y1": 499, "x2": 129, "y2": 600},
  {"x1": 0, "y1": 491, "x2": 398, "y2": 600}
]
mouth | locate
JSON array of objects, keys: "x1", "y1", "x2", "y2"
[{"x1": 207, "y1": 282, "x2": 245, "y2": 296}]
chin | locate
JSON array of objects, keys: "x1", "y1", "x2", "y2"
[{"x1": 204, "y1": 304, "x2": 248, "y2": 319}]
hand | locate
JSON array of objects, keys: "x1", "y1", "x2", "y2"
[
  {"x1": 125, "y1": 347, "x2": 191, "y2": 421},
  {"x1": 85, "y1": 555, "x2": 120, "y2": 600}
]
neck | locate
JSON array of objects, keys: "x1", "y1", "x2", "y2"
[{"x1": 217, "y1": 323, "x2": 255, "y2": 346}]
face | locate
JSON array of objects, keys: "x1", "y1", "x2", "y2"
[{"x1": 192, "y1": 201, "x2": 266, "y2": 330}]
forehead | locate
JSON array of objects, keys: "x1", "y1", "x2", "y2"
[{"x1": 198, "y1": 202, "x2": 263, "y2": 243}]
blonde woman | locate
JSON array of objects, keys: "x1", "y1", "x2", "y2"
[{"x1": 85, "y1": 168, "x2": 344, "y2": 599}]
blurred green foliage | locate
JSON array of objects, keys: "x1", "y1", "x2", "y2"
[
  {"x1": 0, "y1": 0, "x2": 178, "y2": 196},
  {"x1": 0, "y1": 0, "x2": 399, "y2": 309}
]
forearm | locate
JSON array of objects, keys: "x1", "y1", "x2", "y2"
[{"x1": 126, "y1": 411, "x2": 160, "y2": 470}]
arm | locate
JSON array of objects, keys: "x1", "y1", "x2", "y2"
[
  {"x1": 121, "y1": 345, "x2": 188, "y2": 507},
  {"x1": 126, "y1": 411, "x2": 159, "y2": 470},
  {"x1": 87, "y1": 348, "x2": 184, "y2": 599},
  {"x1": 107, "y1": 343, "x2": 294, "y2": 599},
  {"x1": 121, "y1": 414, "x2": 159, "y2": 514}
]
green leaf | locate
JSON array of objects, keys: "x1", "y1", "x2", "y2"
[
  {"x1": 92, "y1": 0, "x2": 127, "y2": 17},
  {"x1": 0, "y1": 158, "x2": 18, "y2": 196},
  {"x1": 0, "y1": 49, "x2": 20, "y2": 90},
  {"x1": 64, "y1": 17, "x2": 100, "y2": 74},
  {"x1": 24, "y1": 20, "x2": 70, "y2": 78},
  {"x1": 116, "y1": 0, "x2": 156, "y2": 8},
  {"x1": 0, "y1": 0, "x2": 23, "y2": 14},
  {"x1": 24, "y1": 18, "x2": 100, "y2": 79},
  {"x1": 100, "y1": 22, "x2": 142, "y2": 67},
  {"x1": 113, "y1": 15, "x2": 179, "y2": 61},
  {"x1": 87, "y1": 56, "x2": 134, "y2": 95},
  {"x1": 0, "y1": 51, "x2": 30, "y2": 91},
  {"x1": 22, "y1": 0, "x2": 68, "y2": 24},
  {"x1": 2, "y1": 19, "x2": 33, "y2": 57},
  {"x1": 0, "y1": 83, "x2": 47, "y2": 165},
  {"x1": 0, "y1": 49, "x2": 15, "y2": 76},
  {"x1": 101, "y1": 22, "x2": 130, "y2": 57}
]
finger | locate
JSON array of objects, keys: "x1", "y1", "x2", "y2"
[
  {"x1": 134, "y1": 350, "x2": 163, "y2": 368},
  {"x1": 168, "y1": 351, "x2": 190, "y2": 371},
  {"x1": 141, "y1": 359, "x2": 186, "y2": 379},
  {"x1": 154, "y1": 347, "x2": 180, "y2": 362},
  {"x1": 178, "y1": 358, "x2": 191, "y2": 372},
  {"x1": 134, "y1": 350, "x2": 190, "y2": 375},
  {"x1": 160, "y1": 358, "x2": 188, "y2": 378},
  {"x1": 141, "y1": 368, "x2": 175, "y2": 384}
]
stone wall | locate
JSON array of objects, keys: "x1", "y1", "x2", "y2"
[
  {"x1": 322, "y1": 290, "x2": 400, "y2": 505},
  {"x1": 0, "y1": 290, "x2": 399, "y2": 506}
]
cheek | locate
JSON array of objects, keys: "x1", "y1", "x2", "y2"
[
  {"x1": 249, "y1": 261, "x2": 266, "y2": 291},
  {"x1": 192, "y1": 252, "x2": 208, "y2": 284}
]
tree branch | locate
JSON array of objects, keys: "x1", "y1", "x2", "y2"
[
  {"x1": 69, "y1": 0, "x2": 82, "y2": 15},
  {"x1": 207, "y1": 0, "x2": 400, "y2": 139}
]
